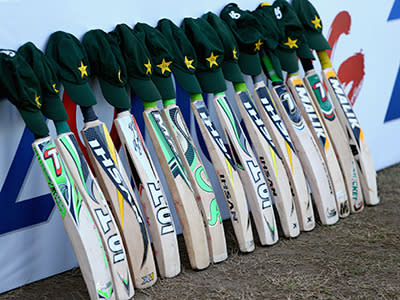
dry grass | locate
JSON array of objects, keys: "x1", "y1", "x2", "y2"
[{"x1": 1, "y1": 164, "x2": 399, "y2": 300}]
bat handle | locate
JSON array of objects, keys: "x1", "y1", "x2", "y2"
[
  {"x1": 80, "y1": 106, "x2": 98, "y2": 122},
  {"x1": 317, "y1": 50, "x2": 332, "y2": 69},
  {"x1": 300, "y1": 58, "x2": 313, "y2": 73}
]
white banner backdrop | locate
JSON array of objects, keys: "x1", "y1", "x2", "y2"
[{"x1": 1, "y1": 0, "x2": 399, "y2": 294}]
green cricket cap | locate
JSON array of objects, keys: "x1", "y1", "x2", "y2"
[
  {"x1": 45, "y1": 31, "x2": 97, "y2": 107},
  {"x1": 156, "y1": 18, "x2": 202, "y2": 94},
  {"x1": 18, "y1": 42, "x2": 68, "y2": 122},
  {"x1": 133, "y1": 22, "x2": 176, "y2": 100},
  {"x1": 181, "y1": 17, "x2": 226, "y2": 94},
  {"x1": 0, "y1": 50, "x2": 48, "y2": 137},
  {"x1": 111, "y1": 24, "x2": 161, "y2": 102},
  {"x1": 82, "y1": 29, "x2": 130, "y2": 110},
  {"x1": 220, "y1": 3, "x2": 264, "y2": 76},
  {"x1": 202, "y1": 12, "x2": 244, "y2": 83},
  {"x1": 292, "y1": 0, "x2": 331, "y2": 51},
  {"x1": 270, "y1": 0, "x2": 314, "y2": 71}
]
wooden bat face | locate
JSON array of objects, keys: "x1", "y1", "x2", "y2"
[
  {"x1": 289, "y1": 76, "x2": 351, "y2": 218},
  {"x1": 192, "y1": 100, "x2": 255, "y2": 253},
  {"x1": 273, "y1": 85, "x2": 305, "y2": 132},
  {"x1": 213, "y1": 94, "x2": 279, "y2": 244},
  {"x1": 56, "y1": 133, "x2": 134, "y2": 298},
  {"x1": 115, "y1": 113, "x2": 180, "y2": 278},
  {"x1": 146, "y1": 110, "x2": 192, "y2": 188},
  {"x1": 82, "y1": 122, "x2": 156, "y2": 288},
  {"x1": 253, "y1": 82, "x2": 315, "y2": 232},
  {"x1": 162, "y1": 105, "x2": 227, "y2": 263},
  {"x1": 116, "y1": 115, "x2": 175, "y2": 236},
  {"x1": 33, "y1": 137, "x2": 114, "y2": 299}
]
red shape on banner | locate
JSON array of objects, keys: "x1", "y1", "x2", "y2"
[
  {"x1": 327, "y1": 11, "x2": 365, "y2": 106},
  {"x1": 337, "y1": 52, "x2": 365, "y2": 105}
]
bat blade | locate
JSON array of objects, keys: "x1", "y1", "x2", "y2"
[
  {"x1": 191, "y1": 99, "x2": 255, "y2": 253},
  {"x1": 253, "y1": 81, "x2": 315, "y2": 232},
  {"x1": 114, "y1": 111, "x2": 181, "y2": 278},
  {"x1": 213, "y1": 94, "x2": 279, "y2": 245},
  {"x1": 234, "y1": 89, "x2": 300, "y2": 238},
  {"x1": 55, "y1": 132, "x2": 134, "y2": 299},
  {"x1": 143, "y1": 106, "x2": 210, "y2": 270},
  {"x1": 161, "y1": 104, "x2": 227, "y2": 263},
  {"x1": 270, "y1": 83, "x2": 339, "y2": 225},
  {"x1": 322, "y1": 68, "x2": 379, "y2": 206},
  {"x1": 304, "y1": 69, "x2": 364, "y2": 213},
  {"x1": 288, "y1": 74, "x2": 352, "y2": 218},
  {"x1": 33, "y1": 137, "x2": 115, "y2": 300},
  {"x1": 81, "y1": 120, "x2": 157, "y2": 289}
]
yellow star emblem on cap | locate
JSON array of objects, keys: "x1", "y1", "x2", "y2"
[
  {"x1": 52, "y1": 83, "x2": 59, "y2": 93},
  {"x1": 206, "y1": 52, "x2": 219, "y2": 68},
  {"x1": 184, "y1": 56, "x2": 195, "y2": 70},
  {"x1": 157, "y1": 58, "x2": 172, "y2": 74},
  {"x1": 144, "y1": 59, "x2": 152, "y2": 75},
  {"x1": 34, "y1": 93, "x2": 42, "y2": 108},
  {"x1": 254, "y1": 39, "x2": 263, "y2": 52},
  {"x1": 311, "y1": 15, "x2": 322, "y2": 29},
  {"x1": 118, "y1": 69, "x2": 123, "y2": 83},
  {"x1": 78, "y1": 61, "x2": 88, "y2": 78},
  {"x1": 233, "y1": 48, "x2": 238, "y2": 60},
  {"x1": 284, "y1": 37, "x2": 298, "y2": 49}
]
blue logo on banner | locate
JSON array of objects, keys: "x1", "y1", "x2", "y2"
[
  {"x1": 0, "y1": 128, "x2": 54, "y2": 235},
  {"x1": 385, "y1": 1, "x2": 400, "y2": 122}
]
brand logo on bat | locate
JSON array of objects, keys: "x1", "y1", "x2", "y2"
[
  {"x1": 328, "y1": 74, "x2": 362, "y2": 146},
  {"x1": 216, "y1": 96, "x2": 250, "y2": 156},
  {"x1": 84, "y1": 126, "x2": 150, "y2": 266},
  {"x1": 167, "y1": 107, "x2": 197, "y2": 170},
  {"x1": 219, "y1": 174, "x2": 238, "y2": 222},
  {"x1": 246, "y1": 159, "x2": 272, "y2": 210},
  {"x1": 275, "y1": 85, "x2": 304, "y2": 131},
  {"x1": 150, "y1": 111, "x2": 192, "y2": 189},
  {"x1": 307, "y1": 74, "x2": 335, "y2": 121},
  {"x1": 256, "y1": 87, "x2": 296, "y2": 152},
  {"x1": 87, "y1": 138, "x2": 143, "y2": 224},
  {"x1": 147, "y1": 181, "x2": 174, "y2": 235},
  {"x1": 141, "y1": 272, "x2": 155, "y2": 285},
  {"x1": 41, "y1": 142, "x2": 82, "y2": 224},
  {"x1": 294, "y1": 82, "x2": 328, "y2": 150},
  {"x1": 37, "y1": 142, "x2": 68, "y2": 219},
  {"x1": 94, "y1": 208, "x2": 125, "y2": 263},
  {"x1": 239, "y1": 91, "x2": 281, "y2": 159},
  {"x1": 127, "y1": 120, "x2": 142, "y2": 156},
  {"x1": 194, "y1": 101, "x2": 235, "y2": 166}
]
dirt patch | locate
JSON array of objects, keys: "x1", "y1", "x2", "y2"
[{"x1": 1, "y1": 164, "x2": 399, "y2": 300}]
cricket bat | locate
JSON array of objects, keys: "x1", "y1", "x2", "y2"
[
  {"x1": 287, "y1": 73, "x2": 352, "y2": 217},
  {"x1": 212, "y1": 92, "x2": 279, "y2": 245},
  {"x1": 142, "y1": 103, "x2": 210, "y2": 270},
  {"x1": 252, "y1": 77, "x2": 315, "y2": 232},
  {"x1": 191, "y1": 96, "x2": 255, "y2": 253},
  {"x1": 54, "y1": 131, "x2": 134, "y2": 299},
  {"x1": 317, "y1": 50, "x2": 379, "y2": 206},
  {"x1": 262, "y1": 55, "x2": 338, "y2": 225},
  {"x1": 232, "y1": 83, "x2": 300, "y2": 238},
  {"x1": 114, "y1": 110, "x2": 181, "y2": 277},
  {"x1": 300, "y1": 61, "x2": 364, "y2": 214},
  {"x1": 33, "y1": 136, "x2": 114, "y2": 300},
  {"x1": 80, "y1": 109, "x2": 157, "y2": 289},
  {"x1": 160, "y1": 100, "x2": 228, "y2": 263}
]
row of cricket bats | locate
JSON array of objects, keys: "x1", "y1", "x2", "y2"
[{"x1": 31, "y1": 52, "x2": 378, "y2": 300}]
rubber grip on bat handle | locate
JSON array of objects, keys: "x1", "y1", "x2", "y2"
[
  {"x1": 317, "y1": 50, "x2": 333, "y2": 69},
  {"x1": 190, "y1": 93, "x2": 203, "y2": 101},
  {"x1": 261, "y1": 55, "x2": 282, "y2": 83},
  {"x1": 300, "y1": 58, "x2": 314, "y2": 73}
]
